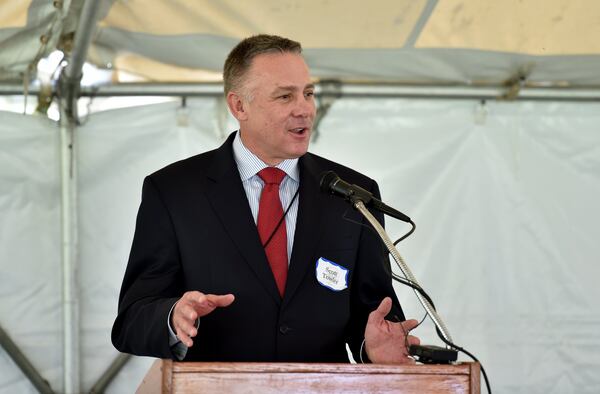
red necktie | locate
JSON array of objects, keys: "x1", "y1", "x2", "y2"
[{"x1": 257, "y1": 167, "x2": 288, "y2": 297}]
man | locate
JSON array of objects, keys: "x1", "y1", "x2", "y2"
[{"x1": 112, "y1": 34, "x2": 420, "y2": 363}]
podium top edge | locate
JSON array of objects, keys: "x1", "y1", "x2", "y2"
[{"x1": 168, "y1": 361, "x2": 477, "y2": 375}]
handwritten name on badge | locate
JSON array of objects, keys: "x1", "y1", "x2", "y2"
[{"x1": 315, "y1": 257, "x2": 349, "y2": 291}]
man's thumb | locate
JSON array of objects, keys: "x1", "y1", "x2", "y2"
[
  {"x1": 211, "y1": 294, "x2": 235, "y2": 307},
  {"x1": 369, "y1": 297, "x2": 392, "y2": 322}
]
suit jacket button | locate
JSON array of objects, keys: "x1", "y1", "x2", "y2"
[{"x1": 279, "y1": 324, "x2": 291, "y2": 334}]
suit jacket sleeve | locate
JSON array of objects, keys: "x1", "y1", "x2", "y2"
[{"x1": 111, "y1": 176, "x2": 183, "y2": 359}]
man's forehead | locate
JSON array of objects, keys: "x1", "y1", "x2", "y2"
[
  {"x1": 242, "y1": 52, "x2": 312, "y2": 93},
  {"x1": 249, "y1": 52, "x2": 308, "y2": 73}
]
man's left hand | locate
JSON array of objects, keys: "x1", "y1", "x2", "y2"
[{"x1": 364, "y1": 297, "x2": 421, "y2": 364}]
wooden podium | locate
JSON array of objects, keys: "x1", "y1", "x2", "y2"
[{"x1": 137, "y1": 360, "x2": 480, "y2": 393}]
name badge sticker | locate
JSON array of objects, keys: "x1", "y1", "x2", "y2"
[{"x1": 315, "y1": 257, "x2": 349, "y2": 291}]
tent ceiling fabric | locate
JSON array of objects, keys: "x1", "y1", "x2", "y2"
[
  {"x1": 0, "y1": 0, "x2": 76, "y2": 81},
  {"x1": 417, "y1": 0, "x2": 600, "y2": 55},
  {"x1": 0, "y1": 2, "x2": 29, "y2": 28},
  {"x1": 100, "y1": 0, "x2": 600, "y2": 54},
  {"x1": 99, "y1": 0, "x2": 425, "y2": 48},
  {"x1": 1, "y1": 0, "x2": 600, "y2": 86}
]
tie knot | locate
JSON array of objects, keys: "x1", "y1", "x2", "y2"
[{"x1": 258, "y1": 167, "x2": 286, "y2": 185}]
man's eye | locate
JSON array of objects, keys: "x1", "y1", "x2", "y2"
[
  {"x1": 305, "y1": 91, "x2": 314, "y2": 98},
  {"x1": 279, "y1": 95, "x2": 291, "y2": 100}
]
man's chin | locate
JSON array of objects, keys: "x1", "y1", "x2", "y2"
[
  {"x1": 283, "y1": 152, "x2": 307, "y2": 160},
  {"x1": 290, "y1": 144, "x2": 310, "y2": 158}
]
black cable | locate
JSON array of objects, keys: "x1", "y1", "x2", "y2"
[
  {"x1": 336, "y1": 194, "x2": 491, "y2": 393},
  {"x1": 392, "y1": 307, "x2": 428, "y2": 361},
  {"x1": 391, "y1": 273, "x2": 435, "y2": 310},
  {"x1": 341, "y1": 208, "x2": 380, "y2": 237},
  {"x1": 390, "y1": 272, "x2": 492, "y2": 394},
  {"x1": 261, "y1": 186, "x2": 300, "y2": 249},
  {"x1": 393, "y1": 219, "x2": 416, "y2": 245},
  {"x1": 434, "y1": 326, "x2": 492, "y2": 394}
]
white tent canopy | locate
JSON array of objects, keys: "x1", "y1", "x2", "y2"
[
  {"x1": 2, "y1": 0, "x2": 600, "y2": 87},
  {"x1": 1, "y1": 1, "x2": 599, "y2": 394}
]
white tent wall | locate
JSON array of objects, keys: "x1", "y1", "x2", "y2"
[
  {"x1": 312, "y1": 99, "x2": 600, "y2": 389},
  {"x1": 0, "y1": 112, "x2": 62, "y2": 392},
  {"x1": 1, "y1": 97, "x2": 600, "y2": 393},
  {"x1": 77, "y1": 99, "x2": 228, "y2": 393}
]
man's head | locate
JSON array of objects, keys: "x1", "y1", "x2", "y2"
[
  {"x1": 224, "y1": 34, "x2": 316, "y2": 166},
  {"x1": 223, "y1": 34, "x2": 302, "y2": 98}
]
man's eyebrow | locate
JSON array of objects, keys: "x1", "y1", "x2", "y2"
[
  {"x1": 273, "y1": 84, "x2": 315, "y2": 92},
  {"x1": 273, "y1": 86, "x2": 294, "y2": 93}
]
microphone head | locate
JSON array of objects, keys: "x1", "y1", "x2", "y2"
[{"x1": 319, "y1": 171, "x2": 339, "y2": 193}]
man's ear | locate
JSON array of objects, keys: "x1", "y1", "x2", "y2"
[{"x1": 226, "y1": 91, "x2": 248, "y2": 121}]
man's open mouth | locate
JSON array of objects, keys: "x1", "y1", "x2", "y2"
[{"x1": 289, "y1": 127, "x2": 308, "y2": 134}]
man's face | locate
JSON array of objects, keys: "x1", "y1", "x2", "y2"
[{"x1": 233, "y1": 52, "x2": 316, "y2": 166}]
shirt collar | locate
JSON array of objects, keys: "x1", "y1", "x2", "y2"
[{"x1": 232, "y1": 130, "x2": 299, "y2": 182}]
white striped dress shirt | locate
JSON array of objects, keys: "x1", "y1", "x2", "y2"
[{"x1": 232, "y1": 131, "x2": 300, "y2": 263}]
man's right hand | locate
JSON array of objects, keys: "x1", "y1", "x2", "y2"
[{"x1": 171, "y1": 291, "x2": 235, "y2": 347}]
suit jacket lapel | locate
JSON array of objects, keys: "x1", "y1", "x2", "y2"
[
  {"x1": 283, "y1": 153, "x2": 324, "y2": 307},
  {"x1": 205, "y1": 134, "x2": 282, "y2": 306}
]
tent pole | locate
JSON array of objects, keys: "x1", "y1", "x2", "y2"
[
  {"x1": 404, "y1": 0, "x2": 438, "y2": 48},
  {"x1": 57, "y1": 0, "x2": 103, "y2": 393},
  {"x1": 3, "y1": 82, "x2": 600, "y2": 101},
  {"x1": 0, "y1": 324, "x2": 54, "y2": 394},
  {"x1": 61, "y1": 0, "x2": 103, "y2": 120},
  {"x1": 88, "y1": 354, "x2": 132, "y2": 393},
  {"x1": 77, "y1": 83, "x2": 600, "y2": 101},
  {"x1": 58, "y1": 94, "x2": 79, "y2": 394}
]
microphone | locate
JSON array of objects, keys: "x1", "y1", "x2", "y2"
[{"x1": 320, "y1": 171, "x2": 412, "y2": 223}]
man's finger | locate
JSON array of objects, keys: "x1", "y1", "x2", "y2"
[
  {"x1": 190, "y1": 293, "x2": 234, "y2": 308},
  {"x1": 174, "y1": 316, "x2": 198, "y2": 338},
  {"x1": 191, "y1": 292, "x2": 207, "y2": 305},
  {"x1": 407, "y1": 334, "x2": 421, "y2": 346},
  {"x1": 174, "y1": 322, "x2": 194, "y2": 347},
  {"x1": 400, "y1": 318, "x2": 419, "y2": 332},
  {"x1": 177, "y1": 293, "x2": 235, "y2": 319},
  {"x1": 176, "y1": 302, "x2": 199, "y2": 322},
  {"x1": 205, "y1": 294, "x2": 235, "y2": 307},
  {"x1": 177, "y1": 291, "x2": 203, "y2": 305},
  {"x1": 368, "y1": 297, "x2": 392, "y2": 323}
]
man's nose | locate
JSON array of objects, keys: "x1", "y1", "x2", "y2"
[{"x1": 292, "y1": 96, "x2": 315, "y2": 117}]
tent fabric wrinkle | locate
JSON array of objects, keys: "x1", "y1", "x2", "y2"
[
  {"x1": 0, "y1": 0, "x2": 73, "y2": 81},
  {"x1": 3, "y1": 0, "x2": 600, "y2": 87},
  {"x1": 99, "y1": 0, "x2": 426, "y2": 47}
]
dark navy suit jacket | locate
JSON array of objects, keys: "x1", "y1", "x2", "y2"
[{"x1": 111, "y1": 132, "x2": 404, "y2": 362}]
